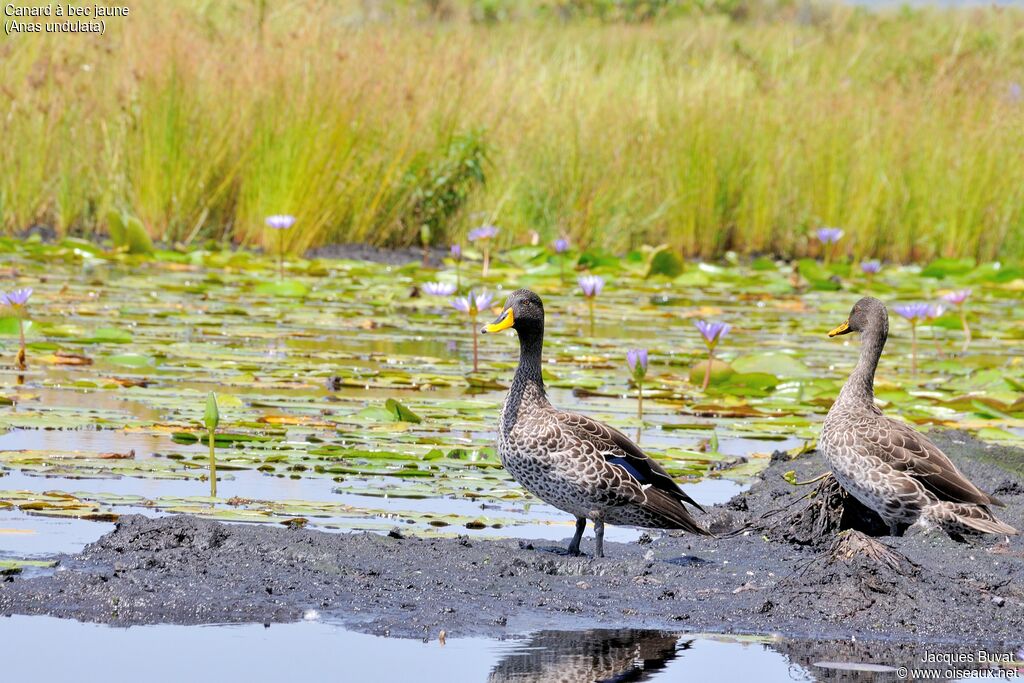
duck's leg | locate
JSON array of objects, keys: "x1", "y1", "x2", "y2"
[
  {"x1": 567, "y1": 517, "x2": 586, "y2": 556},
  {"x1": 594, "y1": 520, "x2": 605, "y2": 558}
]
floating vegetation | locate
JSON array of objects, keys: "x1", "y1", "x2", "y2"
[{"x1": 0, "y1": 238, "x2": 1021, "y2": 540}]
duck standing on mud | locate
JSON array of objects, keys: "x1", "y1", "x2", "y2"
[
  {"x1": 822, "y1": 296, "x2": 1017, "y2": 537},
  {"x1": 481, "y1": 288, "x2": 712, "y2": 557}
]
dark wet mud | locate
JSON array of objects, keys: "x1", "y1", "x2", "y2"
[{"x1": 2, "y1": 431, "x2": 1021, "y2": 648}]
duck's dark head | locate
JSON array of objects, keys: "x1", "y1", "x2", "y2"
[
  {"x1": 481, "y1": 288, "x2": 544, "y2": 339},
  {"x1": 829, "y1": 296, "x2": 888, "y2": 338}
]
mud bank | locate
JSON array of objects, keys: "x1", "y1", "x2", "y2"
[{"x1": 2, "y1": 431, "x2": 1022, "y2": 645}]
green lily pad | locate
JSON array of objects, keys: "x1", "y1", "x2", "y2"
[
  {"x1": 254, "y1": 280, "x2": 309, "y2": 297},
  {"x1": 731, "y1": 352, "x2": 812, "y2": 379},
  {"x1": 385, "y1": 398, "x2": 423, "y2": 424}
]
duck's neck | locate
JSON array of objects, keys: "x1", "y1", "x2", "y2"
[
  {"x1": 838, "y1": 322, "x2": 886, "y2": 409},
  {"x1": 502, "y1": 330, "x2": 548, "y2": 433}
]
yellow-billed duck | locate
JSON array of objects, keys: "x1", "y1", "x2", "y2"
[
  {"x1": 482, "y1": 289, "x2": 711, "y2": 557},
  {"x1": 822, "y1": 296, "x2": 1017, "y2": 537}
]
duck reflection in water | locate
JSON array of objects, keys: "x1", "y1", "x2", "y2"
[{"x1": 487, "y1": 629, "x2": 688, "y2": 683}]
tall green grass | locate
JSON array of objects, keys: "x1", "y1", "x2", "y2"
[{"x1": 1, "y1": 0, "x2": 1023, "y2": 261}]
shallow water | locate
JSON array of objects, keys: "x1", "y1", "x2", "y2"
[
  {"x1": 0, "y1": 615, "x2": 817, "y2": 682},
  {"x1": 1, "y1": 245, "x2": 1021, "y2": 681}
]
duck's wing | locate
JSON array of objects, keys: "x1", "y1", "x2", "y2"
[
  {"x1": 865, "y1": 417, "x2": 1001, "y2": 507},
  {"x1": 554, "y1": 411, "x2": 707, "y2": 514}
]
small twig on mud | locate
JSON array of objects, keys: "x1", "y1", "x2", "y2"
[{"x1": 782, "y1": 471, "x2": 832, "y2": 487}]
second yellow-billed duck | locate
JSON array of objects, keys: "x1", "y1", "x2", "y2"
[{"x1": 822, "y1": 296, "x2": 1016, "y2": 537}]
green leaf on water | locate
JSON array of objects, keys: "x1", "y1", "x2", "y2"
[
  {"x1": 921, "y1": 257, "x2": 975, "y2": 279},
  {"x1": 797, "y1": 259, "x2": 840, "y2": 290},
  {"x1": 731, "y1": 352, "x2": 812, "y2": 379},
  {"x1": 123, "y1": 216, "x2": 155, "y2": 256},
  {"x1": 104, "y1": 353, "x2": 155, "y2": 367},
  {"x1": 0, "y1": 317, "x2": 31, "y2": 337},
  {"x1": 386, "y1": 398, "x2": 423, "y2": 423},
  {"x1": 83, "y1": 327, "x2": 133, "y2": 344},
  {"x1": 254, "y1": 280, "x2": 309, "y2": 297},
  {"x1": 644, "y1": 245, "x2": 684, "y2": 278}
]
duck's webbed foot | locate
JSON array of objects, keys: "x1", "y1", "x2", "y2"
[
  {"x1": 906, "y1": 516, "x2": 939, "y2": 537},
  {"x1": 566, "y1": 517, "x2": 586, "y2": 556}
]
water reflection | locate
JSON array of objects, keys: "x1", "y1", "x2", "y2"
[
  {"x1": 486, "y1": 631, "x2": 1019, "y2": 683},
  {"x1": 487, "y1": 629, "x2": 686, "y2": 683}
]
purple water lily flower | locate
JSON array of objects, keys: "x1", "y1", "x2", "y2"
[
  {"x1": 860, "y1": 260, "x2": 881, "y2": 275},
  {"x1": 266, "y1": 215, "x2": 296, "y2": 280},
  {"x1": 265, "y1": 215, "x2": 296, "y2": 230},
  {"x1": 450, "y1": 244, "x2": 462, "y2": 261},
  {"x1": 941, "y1": 289, "x2": 973, "y2": 352},
  {"x1": 423, "y1": 282, "x2": 457, "y2": 297},
  {"x1": 626, "y1": 348, "x2": 648, "y2": 377},
  {"x1": 926, "y1": 304, "x2": 945, "y2": 320},
  {"x1": 894, "y1": 303, "x2": 933, "y2": 376},
  {"x1": 2, "y1": 288, "x2": 32, "y2": 306},
  {"x1": 695, "y1": 319, "x2": 730, "y2": 392},
  {"x1": 451, "y1": 290, "x2": 492, "y2": 316},
  {"x1": 474, "y1": 290, "x2": 494, "y2": 312},
  {"x1": 893, "y1": 303, "x2": 932, "y2": 321},
  {"x1": 694, "y1": 319, "x2": 731, "y2": 348},
  {"x1": 452, "y1": 290, "x2": 493, "y2": 373},
  {"x1": 468, "y1": 225, "x2": 499, "y2": 242},
  {"x1": 3, "y1": 287, "x2": 32, "y2": 371},
  {"x1": 469, "y1": 225, "x2": 499, "y2": 276},
  {"x1": 578, "y1": 275, "x2": 605, "y2": 298},
  {"x1": 815, "y1": 227, "x2": 844, "y2": 244},
  {"x1": 941, "y1": 289, "x2": 971, "y2": 306},
  {"x1": 578, "y1": 275, "x2": 605, "y2": 336}
]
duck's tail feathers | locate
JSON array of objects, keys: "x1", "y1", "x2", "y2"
[
  {"x1": 932, "y1": 503, "x2": 1018, "y2": 536},
  {"x1": 644, "y1": 489, "x2": 716, "y2": 538}
]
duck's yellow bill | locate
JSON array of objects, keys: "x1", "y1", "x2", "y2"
[
  {"x1": 828, "y1": 320, "x2": 851, "y2": 337},
  {"x1": 482, "y1": 309, "x2": 514, "y2": 334}
]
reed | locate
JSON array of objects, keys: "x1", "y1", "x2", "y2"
[{"x1": 1, "y1": 0, "x2": 1022, "y2": 262}]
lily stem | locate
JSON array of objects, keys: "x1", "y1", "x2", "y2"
[
  {"x1": 960, "y1": 308, "x2": 971, "y2": 353},
  {"x1": 702, "y1": 349, "x2": 714, "y2": 391},
  {"x1": 910, "y1": 322, "x2": 918, "y2": 377},
  {"x1": 208, "y1": 428, "x2": 217, "y2": 499},
  {"x1": 636, "y1": 380, "x2": 644, "y2": 420},
  {"x1": 278, "y1": 230, "x2": 285, "y2": 281},
  {"x1": 16, "y1": 317, "x2": 26, "y2": 370},
  {"x1": 471, "y1": 318, "x2": 479, "y2": 373}
]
